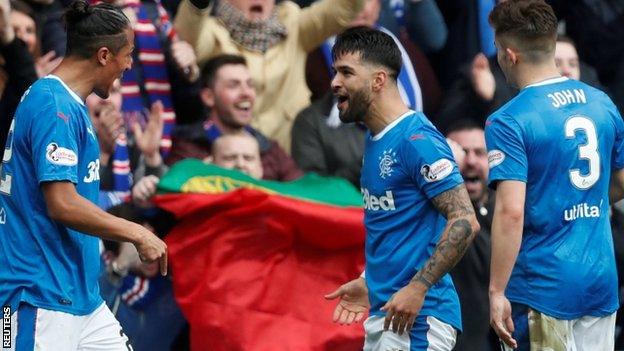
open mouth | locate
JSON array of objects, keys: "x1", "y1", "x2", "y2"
[
  {"x1": 464, "y1": 175, "x2": 479, "y2": 183},
  {"x1": 335, "y1": 94, "x2": 349, "y2": 110},
  {"x1": 249, "y1": 4, "x2": 263, "y2": 15},
  {"x1": 234, "y1": 101, "x2": 252, "y2": 112}
]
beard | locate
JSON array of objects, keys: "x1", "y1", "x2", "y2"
[{"x1": 338, "y1": 88, "x2": 371, "y2": 124}]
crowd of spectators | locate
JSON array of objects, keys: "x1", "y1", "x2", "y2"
[{"x1": 2, "y1": 0, "x2": 624, "y2": 349}]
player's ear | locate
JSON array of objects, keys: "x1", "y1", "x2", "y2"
[
  {"x1": 96, "y1": 47, "x2": 112, "y2": 67},
  {"x1": 505, "y1": 47, "x2": 518, "y2": 65},
  {"x1": 371, "y1": 70, "x2": 387, "y2": 92}
]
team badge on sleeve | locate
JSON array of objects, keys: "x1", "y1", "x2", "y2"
[
  {"x1": 487, "y1": 150, "x2": 505, "y2": 168},
  {"x1": 420, "y1": 158, "x2": 453, "y2": 182},
  {"x1": 46, "y1": 143, "x2": 78, "y2": 166}
]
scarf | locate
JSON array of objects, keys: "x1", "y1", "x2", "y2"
[
  {"x1": 99, "y1": 0, "x2": 176, "y2": 307},
  {"x1": 215, "y1": 0, "x2": 288, "y2": 53},
  {"x1": 97, "y1": 0, "x2": 177, "y2": 209}
]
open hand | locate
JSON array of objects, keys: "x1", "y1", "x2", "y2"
[
  {"x1": 325, "y1": 277, "x2": 370, "y2": 325},
  {"x1": 132, "y1": 175, "x2": 160, "y2": 208},
  {"x1": 93, "y1": 103, "x2": 124, "y2": 156},
  {"x1": 36, "y1": 51, "x2": 63, "y2": 78},
  {"x1": 471, "y1": 53, "x2": 496, "y2": 101},
  {"x1": 132, "y1": 100, "x2": 164, "y2": 165}
]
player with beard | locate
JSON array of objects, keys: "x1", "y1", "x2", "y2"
[
  {"x1": 324, "y1": 27, "x2": 480, "y2": 350},
  {"x1": 0, "y1": 1, "x2": 167, "y2": 349}
]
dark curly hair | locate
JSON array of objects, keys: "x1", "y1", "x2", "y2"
[{"x1": 332, "y1": 26, "x2": 402, "y2": 81}]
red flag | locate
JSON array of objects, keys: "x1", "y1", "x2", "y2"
[{"x1": 155, "y1": 161, "x2": 366, "y2": 350}]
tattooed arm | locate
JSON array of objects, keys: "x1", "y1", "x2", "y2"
[
  {"x1": 380, "y1": 183, "x2": 479, "y2": 335},
  {"x1": 413, "y1": 183, "x2": 480, "y2": 287}
]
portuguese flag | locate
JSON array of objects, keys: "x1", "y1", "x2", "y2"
[{"x1": 154, "y1": 159, "x2": 366, "y2": 350}]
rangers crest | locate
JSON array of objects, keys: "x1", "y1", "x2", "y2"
[{"x1": 379, "y1": 149, "x2": 398, "y2": 179}]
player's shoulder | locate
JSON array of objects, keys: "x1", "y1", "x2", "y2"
[
  {"x1": 398, "y1": 111, "x2": 448, "y2": 153},
  {"x1": 17, "y1": 77, "x2": 84, "y2": 124},
  {"x1": 400, "y1": 111, "x2": 443, "y2": 139},
  {"x1": 15, "y1": 78, "x2": 56, "y2": 119}
]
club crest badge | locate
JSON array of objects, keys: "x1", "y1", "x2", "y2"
[{"x1": 379, "y1": 149, "x2": 398, "y2": 179}]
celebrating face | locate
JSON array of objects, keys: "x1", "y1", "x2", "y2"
[
  {"x1": 331, "y1": 52, "x2": 373, "y2": 124},
  {"x1": 94, "y1": 28, "x2": 134, "y2": 100},
  {"x1": 203, "y1": 63, "x2": 256, "y2": 129},
  {"x1": 447, "y1": 128, "x2": 488, "y2": 203}
]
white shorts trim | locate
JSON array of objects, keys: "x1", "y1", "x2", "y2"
[
  {"x1": 7, "y1": 303, "x2": 132, "y2": 351},
  {"x1": 363, "y1": 314, "x2": 456, "y2": 351}
]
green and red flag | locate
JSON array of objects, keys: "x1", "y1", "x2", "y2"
[{"x1": 154, "y1": 159, "x2": 366, "y2": 350}]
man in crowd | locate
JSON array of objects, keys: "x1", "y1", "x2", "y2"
[{"x1": 167, "y1": 54, "x2": 302, "y2": 181}]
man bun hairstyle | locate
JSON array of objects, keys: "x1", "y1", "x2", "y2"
[
  {"x1": 488, "y1": 0, "x2": 558, "y2": 62},
  {"x1": 64, "y1": 0, "x2": 130, "y2": 58},
  {"x1": 332, "y1": 26, "x2": 402, "y2": 80}
]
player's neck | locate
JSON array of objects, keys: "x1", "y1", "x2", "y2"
[
  {"x1": 515, "y1": 62, "x2": 561, "y2": 90},
  {"x1": 52, "y1": 58, "x2": 97, "y2": 101},
  {"x1": 365, "y1": 88, "x2": 410, "y2": 136}
]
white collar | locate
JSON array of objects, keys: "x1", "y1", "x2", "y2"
[
  {"x1": 371, "y1": 110, "x2": 414, "y2": 141},
  {"x1": 45, "y1": 75, "x2": 85, "y2": 106},
  {"x1": 524, "y1": 76, "x2": 568, "y2": 88}
]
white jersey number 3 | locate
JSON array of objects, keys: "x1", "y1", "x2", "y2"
[{"x1": 565, "y1": 116, "x2": 599, "y2": 190}]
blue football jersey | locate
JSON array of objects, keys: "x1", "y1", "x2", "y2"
[
  {"x1": 0, "y1": 75, "x2": 103, "y2": 315},
  {"x1": 361, "y1": 111, "x2": 465, "y2": 331},
  {"x1": 485, "y1": 77, "x2": 624, "y2": 319}
]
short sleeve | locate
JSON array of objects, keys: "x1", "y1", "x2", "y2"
[
  {"x1": 611, "y1": 104, "x2": 624, "y2": 170},
  {"x1": 30, "y1": 103, "x2": 79, "y2": 184},
  {"x1": 401, "y1": 125, "x2": 464, "y2": 199},
  {"x1": 485, "y1": 113, "x2": 528, "y2": 188}
]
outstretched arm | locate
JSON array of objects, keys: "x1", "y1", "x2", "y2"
[
  {"x1": 324, "y1": 277, "x2": 370, "y2": 325},
  {"x1": 381, "y1": 184, "x2": 479, "y2": 335},
  {"x1": 42, "y1": 181, "x2": 168, "y2": 276}
]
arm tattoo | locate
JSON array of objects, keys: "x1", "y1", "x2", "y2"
[
  {"x1": 430, "y1": 184, "x2": 474, "y2": 219},
  {"x1": 411, "y1": 185, "x2": 477, "y2": 287}
]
